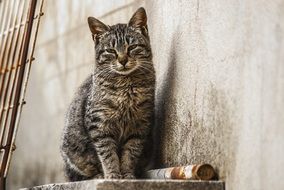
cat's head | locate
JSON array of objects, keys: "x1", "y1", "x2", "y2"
[{"x1": 88, "y1": 7, "x2": 152, "y2": 76}]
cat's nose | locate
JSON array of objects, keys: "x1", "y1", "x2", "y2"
[{"x1": 118, "y1": 55, "x2": 128, "y2": 66}]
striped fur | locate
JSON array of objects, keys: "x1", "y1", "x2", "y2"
[{"x1": 60, "y1": 7, "x2": 155, "y2": 181}]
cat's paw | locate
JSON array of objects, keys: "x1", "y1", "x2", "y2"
[
  {"x1": 122, "y1": 173, "x2": 136, "y2": 179},
  {"x1": 105, "y1": 173, "x2": 122, "y2": 179}
]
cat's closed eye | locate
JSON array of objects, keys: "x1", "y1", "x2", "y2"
[
  {"x1": 128, "y1": 44, "x2": 138, "y2": 51},
  {"x1": 105, "y1": 48, "x2": 117, "y2": 55},
  {"x1": 128, "y1": 45, "x2": 144, "y2": 56},
  {"x1": 102, "y1": 49, "x2": 117, "y2": 62}
]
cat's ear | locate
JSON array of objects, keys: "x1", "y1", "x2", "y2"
[
  {"x1": 128, "y1": 7, "x2": 148, "y2": 33},
  {"x1": 88, "y1": 17, "x2": 109, "y2": 38}
]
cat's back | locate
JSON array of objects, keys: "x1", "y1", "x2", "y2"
[
  {"x1": 65, "y1": 75, "x2": 93, "y2": 127},
  {"x1": 73, "y1": 74, "x2": 93, "y2": 100}
]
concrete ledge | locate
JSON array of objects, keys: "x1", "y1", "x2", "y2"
[{"x1": 21, "y1": 179, "x2": 225, "y2": 190}]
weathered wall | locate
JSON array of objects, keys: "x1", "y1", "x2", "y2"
[
  {"x1": 146, "y1": 0, "x2": 284, "y2": 190},
  {"x1": 8, "y1": 0, "x2": 284, "y2": 190}
]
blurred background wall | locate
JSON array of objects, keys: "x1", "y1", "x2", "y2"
[{"x1": 7, "y1": 0, "x2": 284, "y2": 190}]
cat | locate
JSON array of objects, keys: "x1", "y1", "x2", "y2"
[{"x1": 60, "y1": 7, "x2": 155, "y2": 181}]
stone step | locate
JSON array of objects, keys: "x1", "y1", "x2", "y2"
[{"x1": 21, "y1": 179, "x2": 225, "y2": 190}]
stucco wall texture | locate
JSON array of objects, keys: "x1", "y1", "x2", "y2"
[
  {"x1": 148, "y1": 0, "x2": 284, "y2": 190},
  {"x1": 7, "y1": 0, "x2": 284, "y2": 190}
]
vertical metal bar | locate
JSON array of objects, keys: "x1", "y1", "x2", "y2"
[
  {"x1": 0, "y1": 0, "x2": 7, "y2": 32},
  {"x1": 0, "y1": 0, "x2": 14, "y2": 54},
  {"x1": 0, "y1": 0, "x2": 25, "y2": 137},
  {"x1": 0, "y1": 1, "x2": 7, "y2": 189},
  {"x1": 0, "y1": 0, "x2": 9, "y2": 45},
  {"x1": 0, "y1": 0, "x2": 17, "y2": 135},
  {"x1": 0, "y1": 0, "x2": 21, "y2": 105},
  {"x1": 0, "y1": 0, "x2": 38, "y2": 188},
  {"x1": 0, "y1": 0, "x2": 16, "y2": 99},
  {"x1": 0, "y1": 0, "x2": 17, "y2": 70},
  {"x1": 8, "y1": 0, "x2": 44, "y2": 177},
  {"x1": 0, "y1": 0, "x2": 26, "y2": 146}
]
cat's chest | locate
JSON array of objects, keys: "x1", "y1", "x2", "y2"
[
  {"x1": 91, "y1": 83, "x2": 153, "y2": 123},
  {"x1": 116, "y1": 85, "x2": 143, "y2": 103},
  {"x1": 108, "y1": 85, "x2": 152, "y2": 115},
  {"x1": 113, "y1": 86, "x2": 148, "y2": 116}
]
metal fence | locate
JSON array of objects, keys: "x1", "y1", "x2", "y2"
[{"x1": 0, "y1": 0, "x2": 44, "y2": 189}]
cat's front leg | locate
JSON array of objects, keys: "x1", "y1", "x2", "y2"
[
  {"x1": 93, "y1": 135, "x2": 121, "y2": 179},
  {"x1": 120, "y1": 135, "x2": 145, "y2": 179},
  {"x1": 88, "y1": 123, "x2": 121, "y2": 179},
  {"x1": 86, "y1": 111, "x2": 121, "y2": 179}
]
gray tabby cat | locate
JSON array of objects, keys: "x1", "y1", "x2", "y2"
[{"x1": 60, "y1": 7, "x2": 155, "y2": 181}]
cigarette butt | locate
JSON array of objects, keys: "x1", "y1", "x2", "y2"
[{"x1": 145, "y1": 164, "x2": 216, "y2": 180}]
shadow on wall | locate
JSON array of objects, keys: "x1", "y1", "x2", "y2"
[
  {"x1": 154, "y1": 33, "x2": 177, "y2": 168},
  {"x1": 153, "y1": 28, "x2": 237, "y2": 181}
]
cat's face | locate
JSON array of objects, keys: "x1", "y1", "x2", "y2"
[{"x1": 88, "y1": 8, "x2": 152, "y2": 76}]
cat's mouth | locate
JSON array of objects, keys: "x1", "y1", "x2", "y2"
[
  {"x1": 115, "y1": 67, "x2": 136, "y2": 75},
  {"x1": 113, "y1": 62, "x2": 137, "y2": 75}
]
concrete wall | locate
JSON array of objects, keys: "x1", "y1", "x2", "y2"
[
  {"x1": 8, "y1": 0, "x2": 284, "y2": 190},
  {"x1": 147, "y1": 0, "x2": 284, "y2": 189}
]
